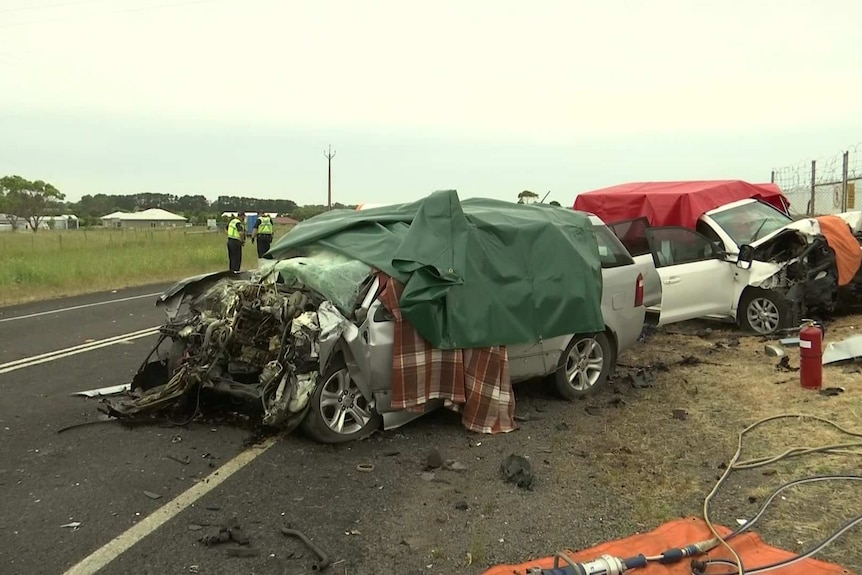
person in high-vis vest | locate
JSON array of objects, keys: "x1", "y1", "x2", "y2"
[
  {"x1": 252, "y1": 212, "x2": 274, "y2": 259},
  {"x1": 226, "y1": 212, "x2": 246, "y2": 272}
]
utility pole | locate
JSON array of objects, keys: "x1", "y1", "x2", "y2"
[{"x1": 324, "y1": 145, "x2": 336, "y2": 210}]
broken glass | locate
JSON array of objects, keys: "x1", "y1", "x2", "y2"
[{"x1": 270, "y1": 249, "x2": 371, "y2": 314}]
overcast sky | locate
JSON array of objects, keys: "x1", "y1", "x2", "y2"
[{"x1": 1, "y1": 0, "x2": 861, "y2": 205}]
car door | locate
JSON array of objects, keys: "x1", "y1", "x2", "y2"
[
  {"x1": 606, "y1": 217, "x2": 662, "y2": 307},
  {"x1": 645, "y1": 227, "x2": 736, "y2": 326}
]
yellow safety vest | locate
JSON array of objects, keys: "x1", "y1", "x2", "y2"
[
  {"x1": 258, "y1": 216, "x2": 273, "y2": 235},
  {"x1": 227, "y1": 218, "x2": 242, "y2": 240}
]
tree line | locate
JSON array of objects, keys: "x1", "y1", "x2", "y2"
[{"x1": 0, "y1": 175, "x2": 355, "y2": 230}]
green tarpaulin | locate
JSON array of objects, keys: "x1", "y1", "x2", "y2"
[{"x1": 268, "y1": 190, "x2": 604, "y2": 349}]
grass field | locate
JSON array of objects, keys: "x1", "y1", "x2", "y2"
[{"x1": 0, "y1": 226, "x2": 284, "y2": 307}]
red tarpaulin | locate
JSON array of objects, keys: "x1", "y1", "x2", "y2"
[
  {"x1": 483, "y1": 517, "x2": 853, "y2": 575},
  {"x1": 573, "y1": 180, "x2": 789, "y2": 229}
]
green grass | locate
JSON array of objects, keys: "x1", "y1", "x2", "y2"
[{"x1": 0, "y1": 226, "x2": 282, "y2": 306}]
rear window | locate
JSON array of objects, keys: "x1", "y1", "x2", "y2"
[
  {"x1": 607, "y1": 218, "x2": 651, "y2": 257},
  {"x1": 594, "y1": 225, "x2": 635, "y2": 269}
]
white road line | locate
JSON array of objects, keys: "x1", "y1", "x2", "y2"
[
  {"x1": 0, "y1": 327, "x2": 160, "y2": 370},
  {"x1": 0, "y1": 327, "x2": 160, "y2": 375},
  {"x1": 63, "y1": 436, "x2": 278, "y2": 575},
  {"x1": 0, "y1": 292, "x2": 162, "y2": 324}
]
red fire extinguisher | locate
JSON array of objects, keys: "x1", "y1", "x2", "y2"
[{"x1": 799, "y1": 323, "x2": 823, "y2": 390}]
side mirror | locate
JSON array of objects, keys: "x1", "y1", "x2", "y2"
[{"x1": 737, "y1": 244, "x2": 754, "y2": 270}]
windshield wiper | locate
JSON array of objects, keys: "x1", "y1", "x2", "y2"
[{"x1": 748, "y1": 218, "x2": 769, "y2": 243}]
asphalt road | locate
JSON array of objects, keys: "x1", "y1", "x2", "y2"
[
  {"x1": 0, "y1": 285, "x2": 265, "y2": 575},
  {"x1": 3, "y1": 286, "x2": 859, "y2": 575},
  {"x1": 0, "y1": 284, "x2": 443, "y2": 575}
]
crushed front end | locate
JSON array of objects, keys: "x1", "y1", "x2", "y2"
[
  {"x1": 103, "y1": 253, "x2": 369, "y2": 432},
  {"x1": 748, "y1": 223, "x2": 862, "y2": 321}
]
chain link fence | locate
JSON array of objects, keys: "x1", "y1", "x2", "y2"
[{"x1": 771, "y1": 144, "x2": 862, "y2": 216}]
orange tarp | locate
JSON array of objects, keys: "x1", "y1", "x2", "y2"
[
  {"x1": 483, "y1": 517, "x2": 852, "y2": 575},
  {"x1": 816, "y1": 215, "x2": 862, "y2": 286}
]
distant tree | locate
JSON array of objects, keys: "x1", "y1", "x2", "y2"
[
  {"x1": 0, "y1": 175, "x2": 65, "y2": 232},
  {"x1": 517, "y1": 190, "x2": 539, "y2": 205},
  {"x1": 289, "y1": 205, "x2": 328, "y2": 221}
]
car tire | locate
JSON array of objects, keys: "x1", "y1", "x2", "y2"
[
  {"x1": 739, "y1": 288, "x2": 792, "y2": 335},
  {"x1": 301, "y1": 357, "x2": 382, "y2": 444},
  {"x1": 553, "y1": 332, "x2": 614, "y2": 400}
]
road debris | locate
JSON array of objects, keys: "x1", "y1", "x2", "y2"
[
  {"x1": 776, "y1": 356, "x2": 800, "y2": 372},
  {"x1": 627, "y1": 369, "x2": 656, "y2": 389},
  {"x1": 142, "y1": 490, "x2": 162, "y2": 500},
  {"x1": 71, "y1": 383, "x2": 131, "y2": 398},
  {"x1": 60, "y1": 522, "x2": 82, "y2": 530},
  {"x1": 764, "y1": 344, "x2": 786, "y2": 357},
  {"x1": 499, "y1": 454, "x2": 534, "y2": 490},
  {"x1": 280, "y1": 527, "x2": 332, "y2": 571},
  {"x1": 822, "y1": 334, "x2": 862, "y2": 365},
  {"x1": 166, "y1": 454, "x2": 191, "y2": 465},
  {"x1": 425, "y1": 448, "x2": 443, "y2": 470},
  {"x1": 199, "y1": 521, "x2": 250, "y2": 547},
  {"x1": 454, "y1": 501, "x2": 469, "y2": 511},
  {"x1": 356, "y1": 463, "x2": 374, "y2": 472},
  {"x1": 672, "y1": 408, "x2": 688, "y2": 421},
  {"x1": 819, "y1": 387, "x2": 846, "y2": 397},
  {"x1": 443, "y1": 460, "x2": 468, "y2": 471}
]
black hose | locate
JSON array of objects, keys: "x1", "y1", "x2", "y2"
[
  {"x1": 726, "y1": 475, "x2": 862, "y2": 540},
  {"x1": 695, "y1": 513, "x2": 862, "y2": 574}
]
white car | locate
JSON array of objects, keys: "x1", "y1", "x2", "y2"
[{"x1": 609, "y1": 199, "x2": 862, "y2": 334}]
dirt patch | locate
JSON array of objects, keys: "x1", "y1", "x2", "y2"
[{"x1": 308, "y1": 317, "x2": 862, "y2": 574}]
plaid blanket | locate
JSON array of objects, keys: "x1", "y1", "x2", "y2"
[{"x1": 376, "y1": 273, "x2": 516, "y2": 434}]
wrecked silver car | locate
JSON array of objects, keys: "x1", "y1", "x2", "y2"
[
  {"x1": 103, "y1": 254, "x2": 373, "y2": 436},
  {"x1": 105, "y1": 244, "x2": 645, "y2": 443},
  {"x1": 103, "y1": 192, "x2": 648, "y2": 442}
]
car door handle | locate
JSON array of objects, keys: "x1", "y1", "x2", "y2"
[{"x1": 663, "y1": 277, "x2": 681, "y2": 285}]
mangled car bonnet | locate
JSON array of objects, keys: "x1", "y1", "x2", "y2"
[{"x1": 103, "y1": 252, "x2": 365, "y2": 431}]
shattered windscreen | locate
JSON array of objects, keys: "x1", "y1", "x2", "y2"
[
  {"x1": 710, "y1": 201, "x2": 794, "y2": 247},
  {"x1": 263, "y1": 250, "x2": 371, "y2": 315}
]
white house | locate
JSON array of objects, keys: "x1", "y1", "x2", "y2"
[
  {"x1": 100, "y1": 208, "x2": 188, "y2": 229},
  {"x1": 0, "y1": 214, "x2": 78, "y2": 231},
  {"x1": 41, "y1": 215, "x2": 79, "y2": 230}
]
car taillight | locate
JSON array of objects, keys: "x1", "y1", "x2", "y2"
[{"x1": 635, "y1": 273, "x2": 644, "y2": 307}]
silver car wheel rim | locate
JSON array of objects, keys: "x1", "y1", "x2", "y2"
[
  {"x1": 565, "y1": 338, "x2": 605, "y2": 391},
  {"x1": 747, "y1": 297, "x2": 780, "y2": 334},
  {"x1": 318, "y1": 368, "x2": 372, "y2": 435}
]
